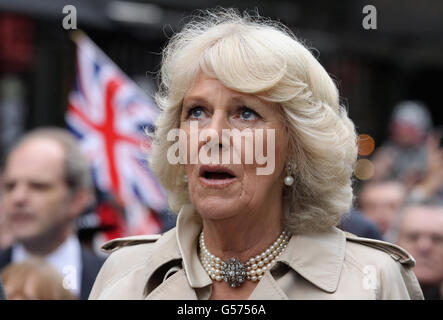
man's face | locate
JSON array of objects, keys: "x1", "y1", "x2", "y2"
[
  {"x1": 360, "y1": 182, "x2": 406, "y2": 234},
  {"x1": 1, "y1": 138, "x2": 73, "y2": 245},
  {"x1": 397, "y1": 206, "x2": 443, "y2": 286},
  {"x1": 390, "y1": 121, "x2": 425, "y2": 147}
]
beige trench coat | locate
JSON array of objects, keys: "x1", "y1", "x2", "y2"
[{"x1": 89, "y1": 205, "x2": 424, "y2": 300}]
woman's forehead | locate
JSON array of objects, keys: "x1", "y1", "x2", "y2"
[{"x1": 184, "y1": 72, "x2": 273, "y2": 106}]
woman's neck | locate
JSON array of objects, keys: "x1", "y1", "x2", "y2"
[{"x1": 201, "y1": 204, "x2": 284, "y2": 263}]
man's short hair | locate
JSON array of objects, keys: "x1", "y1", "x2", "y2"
[{"x1": 6, "y1": 127, "x2": 92, "y2": 193}]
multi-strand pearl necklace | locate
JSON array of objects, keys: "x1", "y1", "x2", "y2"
[{"x1": 199, "y1": 230, "x2": 291, "y2": 288}]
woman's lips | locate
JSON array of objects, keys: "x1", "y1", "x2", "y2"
[
  {"x1": 197, "y1": 165, "x2": 238, "y2": 188},
  {"x1": 198, "y1": 175, "x2": 237, "y2": 188}
]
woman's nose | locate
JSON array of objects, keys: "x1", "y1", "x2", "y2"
[
  {"x1": 199, "y1": 110, "x2": 230, "y2": 151},
  {"x1": 208, "y1": 110, "x2": 230, "y2": 133}
]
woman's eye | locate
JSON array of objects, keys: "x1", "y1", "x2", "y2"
[
  {"x1": 188, "y1": 106, "x2": 205, "y2": 119},
  {"x1": 239, "y1": 107, "x2": 259, "y2": 121}
]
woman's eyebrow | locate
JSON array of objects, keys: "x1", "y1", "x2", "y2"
[
  {"x1": 229, "y1": 95, "x2": 268, "y2": 109},
  {"x1": 182, "y1": 96, "x2": 210, "y2": 106},
  {"x1": 182, "y1": 94, "x2": 267, "y2": 109}
]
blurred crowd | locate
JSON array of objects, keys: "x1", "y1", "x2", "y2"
[
  {"x1": 340, "y1": 100, "x2": 443, "y2": 300},
  {"x1": 0, "y1": 100, "x2": 442, "y2": 300}
]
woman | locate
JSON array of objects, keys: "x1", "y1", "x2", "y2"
[{"x1": 90, "y1": 9, "x2": 423, "y2": 299}]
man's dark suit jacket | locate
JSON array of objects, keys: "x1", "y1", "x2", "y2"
[
  {"x1": 0, "y1": 245, "x2": 105, "y2": 300},
  {"x1": 339, "y1": 208, "x2": 384, "y2": 240},
  {"x1": 0, "y1": 277, "x2": 5, "y2": 300}
]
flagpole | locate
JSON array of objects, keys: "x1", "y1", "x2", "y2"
[{"x1": 69, "y1": 29, "x2": 87, "y2": 44}]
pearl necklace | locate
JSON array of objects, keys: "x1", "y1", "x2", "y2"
[{"x1": 199, "y1": 230, "x2": 290, "y2": 288}]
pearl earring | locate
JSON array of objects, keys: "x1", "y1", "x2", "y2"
[
  {"x1": 183, "y1": 175, "x2": 188, "y2": 183},
  {"x1": 284, "y1": 163, "x2": 295, "y2": 186}
]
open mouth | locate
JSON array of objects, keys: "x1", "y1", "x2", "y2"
[
  {"x1": 203, "y1": 171, "x2": 235, "y2": 180},
  {"x1": 198, "y1": 166, "x2": 237, "y2": 187}
]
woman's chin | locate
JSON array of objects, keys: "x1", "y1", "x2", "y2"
[{"x1": 194, "y1": 198, "x2": 244, "y2": 221}]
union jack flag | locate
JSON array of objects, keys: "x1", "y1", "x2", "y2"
[{"x1": 66, "y1": 32, "x2": 168, "y2": 239}]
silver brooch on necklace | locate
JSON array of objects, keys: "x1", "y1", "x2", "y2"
[{"x1": 199, "y1": 230, "x2": 291, "y2": 288}]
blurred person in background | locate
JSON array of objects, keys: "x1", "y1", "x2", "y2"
[
  {"x1": 0, "y1": 127, "x2": 105, "y2": 300},
  {"x1": 393, "y1": 202, "x2": 443, "y2": 299},
  {"x1": 408, "y1": 129, "x2": 443, "y2": 203},
  {"x1": 1, "y1": 257, "x2": 77, "y2": 300},
  {"x1": 0, "y1": 276, "x2": 5, "y2": 300},
  {"x1": 358, "y1": 180, "x2": 407, "y2": 239},
  {"x1": 371, "y1": 100, "x2": 432, "y2": 190},
  {"x1": 0, "y1": 187, "x2": 14, "y2": 250},
  {"x1": 338, "y1": 208, "x2": 383, "y2": 240}
]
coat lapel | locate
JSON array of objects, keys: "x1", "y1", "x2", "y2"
[
  {"x1": 141, "y1": 206, "x2": 211, "y2": 299},
  {"x1": 278, "y1": 227, "x2": 346, "y2": 293},
  {"x1": 145, "y1": 269, "x2": 198, "y2": 300},
  {"x1": 248, "y1": 271, "x2": 289, "y2": 300}
]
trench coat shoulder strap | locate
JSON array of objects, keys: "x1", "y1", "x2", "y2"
[
  {"x1": 101, "y1": 235, "x2": 162, "y2": 254},
  {"x1": 344, "y1": 232, "x2": 415, "y2": 267}
]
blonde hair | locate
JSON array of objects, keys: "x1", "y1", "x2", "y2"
[
  {"x1": 150, "y1": 8, "x2": 358, "y2": 234},
  {"x1": 1, "y1": 258, "x2": 77, "y2": 300}
]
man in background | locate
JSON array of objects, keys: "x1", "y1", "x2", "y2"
[
  {"x1": 394, "y1": 202, "x2": 443, "y2": 299},
  {"x1": 339, "y1": 208, "x2": 383, "y2": 240},
  {"x1": 0, "y1": 190, "x2": 14, "y2": 250},
  {"x1": 0, "y1": 127, "x2": 105, "y2": 300},
  {"x1": 371, "y1": 100, "x2": 432, "y2": 190},
  {"x1": 0, "y1": 277, "x2": 5, "y2": 300},
  {"x1": 359, "y1": 180, "x2": 407, "y2": 239}
]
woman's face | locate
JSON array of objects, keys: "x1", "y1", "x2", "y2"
[{"x1": 179, "y1": 73, "x2": 288, "y2": 221}]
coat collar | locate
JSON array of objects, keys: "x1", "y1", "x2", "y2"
[
  {"x1": 142, "y1": 204, "x2": 211, "y2": 297},
  {"x1": 175, "y1": 204, "x2": 212, "y2": 288},
  {"x1": 144, "y1": 205, "x2": 346, "y2": 297},
  {"x1": 277, "y1": 227, "x2": 346, "y2": 293}
]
